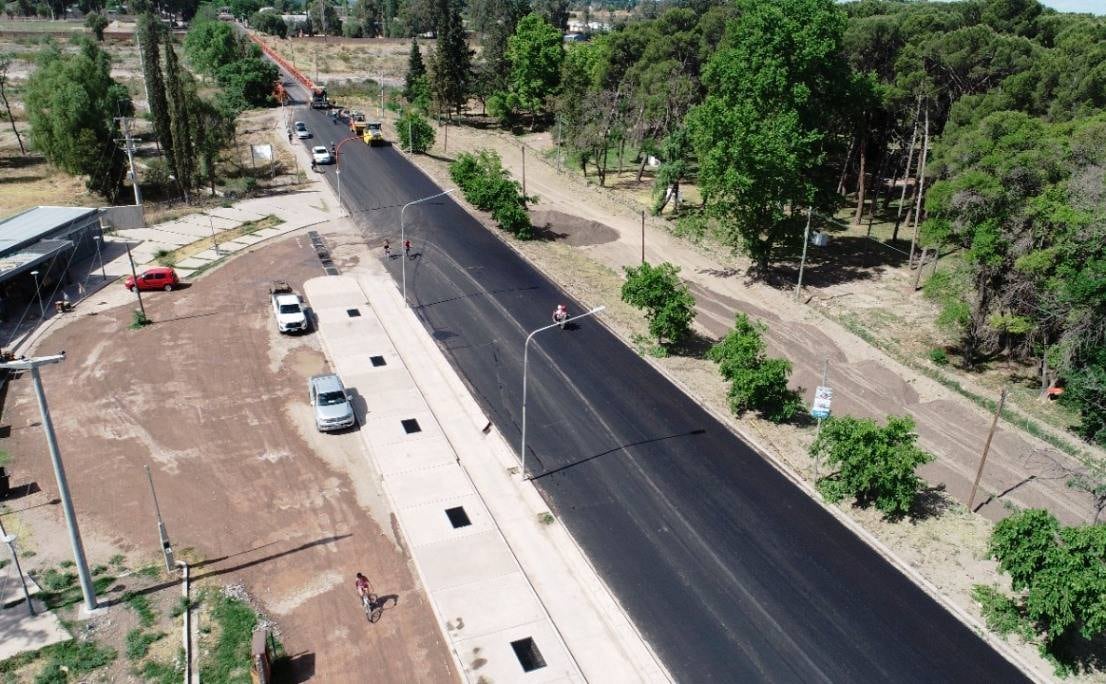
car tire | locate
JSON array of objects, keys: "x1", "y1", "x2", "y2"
[{"x1": 164, "y1": 284, "x2": 173, "y2": 291}]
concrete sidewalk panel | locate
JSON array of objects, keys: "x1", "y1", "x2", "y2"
[
  {"x1": 414, "y1": 530, "x2": 518, "y2": 590},
  {"x1": 452, "y1": 621, "x2": 580, "y2": 684},
  {"x1": 372, "y1": 436, "x2": 458, "y2": 475},
  {"x1": 400, "y1": 493, "x2": 492, "y2": 547},
  {"x1": 359, "y1": 411, "x2": 439, "y2": 447},
  {"x1": 386, "y1": 464, "x2": 474, "y2": 506},
  {"x1": 435, "y1": 573, "x2": 545, "y2": 640}
]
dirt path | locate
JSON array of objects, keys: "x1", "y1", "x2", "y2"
[
  {"x1": 1, "y1": 235, "x2": 456, "y2": 683},
  {"x1": 411, "y1": 120, "x2": 1096, "y2": 527}
]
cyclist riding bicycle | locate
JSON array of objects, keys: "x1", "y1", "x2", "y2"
[{"x1": 355, "y1": 573, "x2": 371, "y2": 605}]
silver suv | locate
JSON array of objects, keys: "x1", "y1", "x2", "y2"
[{"x1": 308, "y1": 374, "x2": 355, "y2": 432}]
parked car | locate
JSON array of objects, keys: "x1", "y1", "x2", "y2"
[
  {"x1": 308, "y1": 373, "x2": 355, "y2": 432},
  {"x1": 125, "y1": 267, "x2": 179, "y2": 292},
  {"x1": 270, "y1": 280, "x2": 308, "y2": 333},
  {"x1": 294, "y1": 121, "x2": 311, "y2": 139},
  {"x1": 311, "y1": 146, "x2": 332, "y2": 165}
]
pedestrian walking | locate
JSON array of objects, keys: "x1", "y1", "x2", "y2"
[
  {"x1": 383, "y1": 240, "x2": 391, "y2": 259},
  {"x1": 404, "y1": 239, "x2": 411, "y2": 259},
  {"x1": 287, "y1": 129, "x2": 293, "y2": 143}
]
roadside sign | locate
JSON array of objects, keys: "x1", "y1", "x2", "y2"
[{"x1": 811, "y1": 385, "x2": 833, "y2": 419}]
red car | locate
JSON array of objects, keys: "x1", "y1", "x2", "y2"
[{"x1": 125, "y1": 267, "x2": 180, "y2": 292}]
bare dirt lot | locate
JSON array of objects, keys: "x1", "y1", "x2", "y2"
[{"x1": 0, "y1": 235, "x2": 456, "y2": 682}]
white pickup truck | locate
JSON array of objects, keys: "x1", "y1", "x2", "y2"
[{"x1": 270, "y1": 281, "x2": 308, "y2": 333}]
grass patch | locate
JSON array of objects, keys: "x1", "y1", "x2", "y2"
[
  {"x1": 125, "y1": 592, "x2": 157, "y2": 628},
  {"x1": 136, "y1": 564, "x2": 161, "y2": 578},
  {"x1": 109, "y1": 553, "x2": 126, "y2": 568},
  {"x1": 0, "y1": 449, "x2": 9, "y2": 467},
  {"x1": 129, "y1": 309, "x2": 151, "y2": 329},
  {"x1": 125, "y1": 629, "x2": 165, "y2": 660},
  {"x1": 199, "y1": 590, "x2": 260, "y2": 683},
  {"x1": 150, "y1": 214, "x2": 283, "y2": 270},
  {"x1": 140, "y1": 655, "x2": 185, "y2": 684},
  {"x1": 170, "y1": 595, "x2": 192, "y2": 618},
  {"x1": 0, "y1": 639, "x2": 117, "y2": 684}
]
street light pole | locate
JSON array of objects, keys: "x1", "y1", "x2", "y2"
[
  {"x1": 124, "y1": 241, "x2": 145, "y2": 318},
  {"x1": 519, "y1": 306, "x2": 606, "y2": 480},
  {"x1": 795, "y1": 206, "x2": 813, "y2": 302},
  {"x1": 30, "y1": 270, "x2": 43, "y2": 318},
  {"x1": 0, "y1": 354, "x2": 97, "y2": 612},
  {"x1": 92, "y1": 237, "x2": 106, "y2": 280},
  {"x1": 400, "y1": 188, "x2": 457, "y2": 303}
]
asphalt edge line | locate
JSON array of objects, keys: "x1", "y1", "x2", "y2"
[{"x1": 386, "y1": 144, "x2": 1051, "y2": 684}]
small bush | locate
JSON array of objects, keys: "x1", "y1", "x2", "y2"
[
  {"x1": 125, "y1": 629, "x2": 164, "y2": 660},
  {"x1": 154, "y1": 249, "x2": 175, "y2": 266},
  {"x1": 396, "y1": 109, "x2": 435, "y2": 153},
  {"x1": 130, "y1": 310, "x2": 151, "y2": 329},
  {"x1": 449, "y1": 150, "x2": 532, "y2": 239},
  {"x1": 928, "y1": 347, "x2": 949, "y2": 365},
  {"x1": 32, "y1": 641, "x2": 116, "y2": 684},
  {"x1": 971, "y1": 585, "x2": 1035, "y2": 641},
  {"x1": 708, "y1": 314, "x2": 804, "y2": 423},
  {"x1": 170, "y1": 596, "x2": 192, "y2": 618},
  {"x1": 621, "y1": 261, "x2": 695, "y2": 347}
]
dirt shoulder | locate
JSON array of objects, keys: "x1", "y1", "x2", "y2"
[{"x1": 0, "y1": 234, "x2": 456, "y2": 682}]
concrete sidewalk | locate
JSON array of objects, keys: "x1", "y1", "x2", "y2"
[{"x1": 304, "y1": 274, "x2": 668, "y2": 684}]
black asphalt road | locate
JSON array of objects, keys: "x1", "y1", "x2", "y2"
[{"x1": 287, "y1": 98, "x2": 1026, "y2": 681}]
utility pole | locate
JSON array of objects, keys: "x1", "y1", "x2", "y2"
[
  {"x1": 115, "y1": 117, "x2": 142, "y2": 208},
  {"x1": 0, "y1": 354, "x2": 97, "y2": 612},
  {"x1": 0, "y1": 513, "x2": 35, "y2": 616},
  {"x1": 521, "y1": 145, "x2": 526, "y2": 197},
  {"x1": 908, "y1": 106, "x2": 930, "y2": 267},
  {"x1": 795, "y1": 206, "x2": 813, "y2": 302},
  {"x1": 641, "y1": 211, "x2": 645, "y2": 264},
  {"x1": 967, "y1": 387, "x2": 1006, "y2": 512},
  {"x1": 556, "y1": 117, "x2": 562, "y2": 173},
  {"x1": 124, "y1": 240, "x2": 146, "y2": 318},
  {"x1": 135, "y1": 31, "x2": 151, "y2": 115},
  {"x1": 379, "y1": 70, "x2": 384, "y2": 119},
  {"x1": 144, "y1": 465, "x2": 175, "y2": 572}
]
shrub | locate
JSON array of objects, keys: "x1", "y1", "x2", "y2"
[
  {"x1": 449, "y1": 150, "x2": 532, "y2": 238},
  {"x1": 396, "y1": 109, "x2": 435, "y2": 154},
  {"x1": 928, "y1": 347, "x2": 949, "y2": 365},
  {"x1": 971, "y1": 584, "x2": 1035, "y2": 641},
  {"x1": 621, "y1": 261, "x2": 695, "y2": 347},
  {"x1": 250, "y1": 11, "x2": 287, "y2": 38},
  {"x1": 708, "y1": 314, "x2": 804, "y2": 423},
  {"x1": 810, "y1": 415, "x2": 934, "y2": 518},
  {"x1": 125, "y1": 629, "x2": 164, "y2": 660}
]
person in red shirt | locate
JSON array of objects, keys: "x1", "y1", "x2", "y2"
[
  {"x1": 404, "y1": 239, "x2": 412, "y2": 258},
  {"x1": 355, "y1": 573, "x2": 372, "y2": 606}
]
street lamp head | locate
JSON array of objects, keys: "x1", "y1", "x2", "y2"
[{"x1": 30, "y1": 270, "x2": 39, "y2": 276}]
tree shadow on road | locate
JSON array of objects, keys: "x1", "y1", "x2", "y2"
[{"x1": 272, "y1": 651, "x2": 315, "y2": 683}]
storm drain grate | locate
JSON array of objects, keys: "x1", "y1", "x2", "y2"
[
  {"x1": 308, "y1": 231, "x2": 340, "y2": 276},
  {"x1": 510, "y1": 638, "x2": 546, "y2": 672},
  {"x1": 401, "y1": 418, "x2": 421, "y2": 434},
  {"x1": 370, "y1": 355, "x2": 386, "y2": 367},
  {"x1": 445, "y1": 506, "x2": 471, "y2": 528},
  {"x1": 346, "y1": 308, "x2": 361, "y2": 317}
]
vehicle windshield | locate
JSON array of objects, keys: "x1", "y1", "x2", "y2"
[
  {"x1": 279, "y1": 303, "x2": 301, "y2": 314},
  {"x1": 368, "y1": 124, "x2": 381, "y2": 132},
  {"x1": 295, "y1": 122, "x2": 306, "y2": 130},
  {"x1": 318, "y1": 390, "x2": 346, "y2": 406}
]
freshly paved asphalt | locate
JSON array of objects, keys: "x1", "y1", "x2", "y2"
[{"x1": 289, "y1": 101, "x2": 1028, "y2": 681}]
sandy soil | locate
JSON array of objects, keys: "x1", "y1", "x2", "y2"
[{"x1": 0, "y1": 236, "x2": 456, "y2": 682}]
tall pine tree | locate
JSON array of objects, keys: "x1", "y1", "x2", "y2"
[
  {"x1": 163, "y1": 41, "x2": 195, "y2": 202},
  {"x1": 429, "y1": 0, "x2": 470, "y2": 117},
  {"x1": 404, "y1": 37, "x2": 425, "y2": 100},
  {"x1": 139, "y1": 14, "x2": 175, "y2": 179}
]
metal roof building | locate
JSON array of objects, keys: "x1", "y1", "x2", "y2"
[{"x1": 0, "y1": 206, "x2": 100, "y2": 286}]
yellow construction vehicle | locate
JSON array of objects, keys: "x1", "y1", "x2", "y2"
[{"x1": 363, "y1": 121, "x2": 384, "y2": 146}]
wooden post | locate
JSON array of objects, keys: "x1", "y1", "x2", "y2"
[
  {"x1": 967, "y1": 388, "x2": 1007, "y2": 512},
  {"x1": 908, "y1": 107, "x2": 930, "y2": 266},
  {"x1": 911, "y1": 247, "x2": 928, "y2": 291}
]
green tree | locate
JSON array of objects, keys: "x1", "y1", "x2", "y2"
[
  {"x1": 24, "y1": 38, "x2": 132, "y2": 201},
  {"x1": 652, "y1": 126, "x2": 691, "y2": 214},
  {"x1": 251, "y1": 11, "x2": 287, "y2": 38},
  {"x1": 531, "y1": 0, "x2": 567, "y2": 30},
  {"x1": 428, "y1": 0, "x2": 470, "y2": 117},
  {"x1": 215, "y1": 57, "x2": 277, "y2": 110},
  {"x1": 191, "y1": 96, "x2": 235, "y2": 194},
  {"x1": 164, "y1": 42, "x2": 194, "y2": 201},
  {"x1": 184, "y1": 20, "x2": 242, "y2": 77},
  {"x1": 502, "y1": 13, "x2": 563, "y2": 127},
  {"x1": 0, "y1": 53, "x2": 27, "y2": 155},
  {"x1": 449, "y1": 150, "x2": 532, "y2": 238},
  {"x1": 85, "y1": 11, "x2": 108, "y2": 40},
  {"x1": 686, "y1": 0, "x2": 853, "y2": 275},
  {"x1": 228, "y1": 0, "x2": 261, "y2": 19},
  {"x1": 707, "y1": 313, "x2": 803, "y2": 423},
  {"x1": 810, "y1": 415, "x2": 934, "y2": 518},
  {"x1": 404, "y1": 37, "x2": 426, "y2": 101},
  {"x1": 989, "y1": 509, "x2": 1106, "y2": 665},
  {"x1": 396, "y1": 108, "x2": 435, "y2": 153},
  {"x1": 620, "y1": 261, "x2": 695, "y2": 348},
  {"x1": 308, "y1": 0, "x2": 340, "y2": 35},
  {"x1": 140, "y1": 14, "x2": 175, "y2": 175}
]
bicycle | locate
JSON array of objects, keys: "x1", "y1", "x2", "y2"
[{"x1": 361, "y1": 592, "x2": 383, "y2": 623}]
